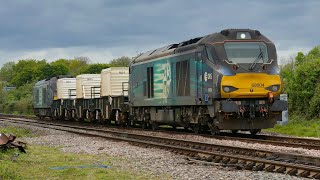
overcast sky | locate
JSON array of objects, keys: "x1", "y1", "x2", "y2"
[{"x1": 0, "y1": 0, "x2": 319, "y2": 67}]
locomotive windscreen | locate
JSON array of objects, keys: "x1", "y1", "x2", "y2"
[{"x1": 224, "y1": 42, "x2": 268, "y2": 64}]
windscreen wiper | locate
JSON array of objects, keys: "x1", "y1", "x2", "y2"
[{"x1": 249, "y1": 52, "x2": 263, "y2": 70}]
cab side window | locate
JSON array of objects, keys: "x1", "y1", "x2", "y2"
[{"x1": 205, "y1": 47, "x2": 218, "y2": 64}]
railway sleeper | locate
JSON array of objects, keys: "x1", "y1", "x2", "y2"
[
  {"x1": 312, "y1": 172, "x2": 320, "y2": 179},
  {"x1": 228, "y1": 158, "x2": 238, "y2": 164},
  {"x1": 264, "y1": 164, "x2": 275, "y2": 172},
  {"x1": 252, "y1": 163, "x2": 265, "y2": 171},
  {"x1": 287, "y1": 168, "x2": 298, "y2": 176},
  {"x1": 275, "y1": 166, "x2": 286, "y2": 173},
  {"x1": 214, "y1": 156, "x2": 223, "y2": 163},
  {"x1": 244, "y1": 161, "x2": 256, "y2": 170},
  {"x1": 221, "y1": 157, "x2": 230, "y2": 164}
]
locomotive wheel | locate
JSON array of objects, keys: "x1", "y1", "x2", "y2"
[
  {"x1": 210, "y1": 125, "x2": 220, "y2": 135},
  {"x1": 250, "y1": 129, "x2": 261, "y2": 135},
  {"x1": 151, "y1": 122, "x2": 158, "y2": 130},
  {"x1": 192, "y1": 124, "x2": 201, "y2": 134}
]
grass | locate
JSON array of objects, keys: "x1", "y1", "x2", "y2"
[
  {"x1": 266, "y1": 114, "x2": 320, "y2": 138},
  {"x1": 0, "y1": 126, "x2": 34, "y2": 138},
  {"x1": 1, "y1": 146, "x2": 153, "y2": 180},
  {"x1": 0, "y1": 126, "x2": 158, "y2": 179}
]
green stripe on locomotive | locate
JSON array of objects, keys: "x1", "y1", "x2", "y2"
[{"x1": 130, "y1": 51, "x2": 214, "y2": 107}]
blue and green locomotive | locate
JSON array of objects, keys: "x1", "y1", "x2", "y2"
[{"x1": 129, "y1": 29, "x2": 287, "y2": 134}]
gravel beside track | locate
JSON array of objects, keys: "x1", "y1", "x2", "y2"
[
  {"x1": 88, "y1": 126, "x2": 320, "y2": 157},
  {"x1": 0, "y1": 121, "x2": 308, "y2": 180}
]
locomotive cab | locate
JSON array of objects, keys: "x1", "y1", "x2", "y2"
[{"x1": 200, "y1": 29, "x2": 288, "y2": 134}]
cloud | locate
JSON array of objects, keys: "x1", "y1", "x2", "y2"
[{"x1": 0, "y1": 0, "x2": 319, "y2": 66}]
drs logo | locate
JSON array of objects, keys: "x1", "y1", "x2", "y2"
[
  {"x1": 204, "y1": 72, "x2": 213, "y2": 82},
  {"x1": 251, "y1": 83, "x2": 264, "y2": 88}
]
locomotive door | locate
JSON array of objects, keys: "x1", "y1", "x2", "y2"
[{"x1": 196, "y1": 46, "x2": 204, "y2": 104}]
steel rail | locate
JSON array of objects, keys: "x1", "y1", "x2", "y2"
[{"x1": 1, "y1": 117, "x2": 320, "y2": 179}]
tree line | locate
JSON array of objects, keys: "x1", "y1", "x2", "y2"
[
  {"x1": 281, "y1": 46, "x2": 320, "y2": 119},
  {"x1": 0, "y1": 56, "x2": 132, "y2": 115}
]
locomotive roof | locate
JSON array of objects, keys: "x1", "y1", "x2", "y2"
[{"x1": 133, "y1": 29, "x2": 272, "y2": 64}]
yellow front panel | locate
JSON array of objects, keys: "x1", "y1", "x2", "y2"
[{"x1": 221, "y1": 73, "x2": 281, "y2": 98}]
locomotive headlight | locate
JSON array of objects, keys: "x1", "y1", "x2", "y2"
[
  {"x1": 265, "y1": 85, "x2": 280, "y2": 92},
  {"x1": 236, "y1": 32, "x2": 251, "y2": 39},
  {"x1": 223, "y1": 86, "x2": 230, "y2": 92},
  {"x1": 222, "y1": 86, "x2": 238, "y2": 93},
  {"x1": 272, "y1": 85, "x2": 278, "y2": 92}
]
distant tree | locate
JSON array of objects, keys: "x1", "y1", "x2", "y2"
[
  {"x1": 80, "y1": 63, "x2": 110, "y2": 74},
  {"x1": 51, "y1": 59, "x2": 71, "y2": 67},
  {"x1": 306, "y1": 46, "x2": 320, "y2": 60},
  {"x1": 295, "y1": 52, "x2": 305, "y2": 66},
  {"x1": 281, "y1": 46, "x2": 320, "y2": 117},
  {"x1": 74, "y1": 56, "x2": 90, "y2": 64},
  {"x1": 35, "y1": 63, "x2": 70, "y2": 80},
  {"x1": 109, "y1": 56, "x2": 131, "y2": 67},
  {"x1": 0, "y1": 61, "x2": 15, "y2": 83},
  {"x1": 68, "y1": 57, "x2": 90, "y2": 76},
  {"x1": 11, "y1": 59, "x2": 47, "y2": 87}
]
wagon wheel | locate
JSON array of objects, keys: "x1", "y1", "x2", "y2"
[
  {"x1": 192, "y1": 124, "x2": 201, "y2": 134},
  {"x1": 231, "y1": 130, "x2": 238, "y2": 134},
  {"x1": 141, "y1": 121, "x2": 147, "y2": 129},
  {"x1": 151, "y1": 121, "x2": 158, "y2": 131},
  {"x1": 126, "y1": 119, "x2": 132, "y2": 127},
  {"x1": 96, "y1": 110, "x2": 104, "y2": 124},
  {"x1": 105, "y1": 119, "x2": 111, "y2": 126},
  {"x1": 250, "y1": 129, "x2": 261, "y2": 135},
  {"x1": 83, "y1": 109, "x2": 90, "y2": 122},
  {"x1": 64, "y1": 109, "x2": 69, "y2": 121},
  {"x1": 210, "y1": 125, "x2": 220, "y2": 135},
  {"x1": 172, "y1": 125, "x2": 177, "y2": 130},
  {"x1": 71, "y1": 109, "x2": 77, "y2": 121}
]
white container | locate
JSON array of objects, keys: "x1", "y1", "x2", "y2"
[
  {"x1": 57, "y1": 78, "x2": 77, "y2": 99},
  {"x1": 76, "y1": 74, "x2": 101, "y2": 99},
  {"x1": 101, "y1": 67, "x2": 129, "y2": 97}
]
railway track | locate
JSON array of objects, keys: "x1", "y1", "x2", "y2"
[
  {"x1": 1, "y1": 114, "x2": 320, "y2": 151},
  {"x1": 1, "y1": 117, "x2": 320, "y2": 179},
  {"x1": 205, "y1": 133, "x2": 320, "y2": 151}
]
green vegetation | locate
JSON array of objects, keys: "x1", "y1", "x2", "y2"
[
  {"x1": 0, "y1": 126, "x2": 33, "y2": 138},
  {"x1": 266, "y1": 114, "x2": 320, "y2": 137},
  {"x1": 0, "y1": 126, "x2": 155, "y2": 179},
  {"x1": 0, "y1": 56, "x2": 132, "y2": 115},
  {"x1": 281, "y1": 46, "x2": 320, "y2": 118},
  {"x1": 269, "y1": 46, "x2": 320, "y2": 137},
  {"x1": 0, "y1": 146, "x2": 152, "y2": 180}
]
